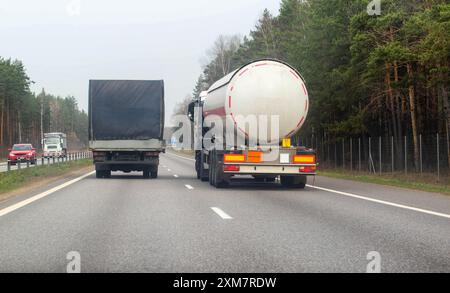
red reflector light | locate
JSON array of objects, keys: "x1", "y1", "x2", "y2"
[
  {"x1": 224, "y1": 165, "x2": 240, "y2": 172},
  {"x1": 299, "y1": 166, "x2": 317, "y2": 173}
]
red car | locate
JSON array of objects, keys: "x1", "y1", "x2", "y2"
[{"x1": 8, "y1": 144, "x2": 38, "y2": 165}]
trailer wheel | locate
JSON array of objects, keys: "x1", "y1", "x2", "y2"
[
  {"x1": 197, "y1": 151, "x2": 209, "y2": 182},
  {"x1": 195, "y1": 152, "x2": 201, "y2": 179},
  {"x1": 210, "y1": 153, "x2": 215, "y2": 186},
  {"x1": 143, "y1": 170, "x2": 150, "y2": 179},
  {"x1": 200, "y1": 151, "x2": 209, "y2": 182},
  {"x1": 212, "y1": 151, "x2": 228, "y2": 189},
  {"x1": 151, "y1": 171, "x2": 158, "y2": 179}
]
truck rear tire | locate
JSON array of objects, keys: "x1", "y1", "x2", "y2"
[
  {"x1": 143, "y1": 170, "x2": 150, "y2": 179},
  {"x1": 209, "y1": 152, "x2": 215, "y2": 186},
  {"x1": 151, "y1": 171, "x2": 158, "y2": 179},
  {"x1": 197, "y1": 151, "x2": 209, "y2": 182},
  {"x1": 210, "y1": 150, "x2": 228, "y2": 189}
]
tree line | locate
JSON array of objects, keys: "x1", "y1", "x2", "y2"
[
  {"x1": 0, "y1": 57, "x2": 88, "y2": 156},
  {"x1": 190, "y1": 0, "x2": 450, "y2": 171}
]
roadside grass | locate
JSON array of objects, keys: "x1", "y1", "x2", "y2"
[
  {"x1": 318, "y1": 169, "x2": 450, "y2": 196},
  {"x1": 0, "y1": 159, "x2": 92, "y2": 194}
]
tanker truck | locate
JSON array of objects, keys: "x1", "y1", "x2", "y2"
[{"x1": 188, "y1": 59, "x2": 317, "y2": 188}]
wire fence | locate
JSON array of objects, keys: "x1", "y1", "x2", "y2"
[
  {"x1": 301, "y1": 133, "x2": 450, "y2": 181},
  {"x1": 3, "y1": 152, "x2": 92, "y2": 173}
]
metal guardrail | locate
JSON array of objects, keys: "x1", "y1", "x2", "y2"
[{"x1": 4, "y1": 152, "x2": 93, "y2": 173}]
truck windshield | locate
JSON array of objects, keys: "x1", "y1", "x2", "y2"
[
  {"x1": 13, "y1": 145, "x2": 32, "y2": 151},
  {"x1": 45, "y1": 138, "x2": 60, "y2": 145}
]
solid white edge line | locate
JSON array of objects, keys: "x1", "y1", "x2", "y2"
[
  {"x1": 211, "y1": 207, "x2": 233, "y2": 220},
  {"x1": 185, "y1": 185, "x2": 194, "y2": 190},
  {"x1": 174, "y1": 175, "x2": 179, "y2": 178},
  {"x1": 306, "y1": 185, "x2": 450, "y2": 220},
  {"x1": 0, "y1": 171, "x2": 96, "y2": 217}
]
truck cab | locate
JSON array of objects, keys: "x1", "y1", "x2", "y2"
[{"x1": 43, "y1": 133, "x2": 67, "y2": 158}]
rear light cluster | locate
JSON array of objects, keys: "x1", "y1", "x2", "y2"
[
  {"x1": 293, "y1": 154, "x2": 316, "y2": 164},
  {"x1": 224, "y1": 153, "x2": 317, "y2": 165},
  {"x1": 299, "y1": 166, "x2": 317, "y2": 173},
  {"x1": 224, "y1": 154, "x2": 246, "y2": 163},
  {"x1": 144, "y1": 152, "x2": 159, "y2": 157},
  {"x1": 93, "y1": 152, "x2": 107, "y2": 162}
]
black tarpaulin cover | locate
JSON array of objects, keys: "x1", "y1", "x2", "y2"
[{"x1": 89, "y1": 80, "x2": 165, "y2": 141}]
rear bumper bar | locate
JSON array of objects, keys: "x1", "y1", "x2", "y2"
[
  {"x1": 95, "y1": 159, "x2": 159, "y2": 172},
  {"x1": 224, "y1": 163, "x2": 317, "y2": 176}
]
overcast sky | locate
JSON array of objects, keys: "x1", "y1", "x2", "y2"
[{"x1": 0, "y1": 0, "x2": 280, "y2": 125}]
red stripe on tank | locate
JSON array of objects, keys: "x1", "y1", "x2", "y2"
[
  {"x1": 239, "y1": 68, "x2": 249, "y2": 77},
  {"x1": 204, "y1": 107, "x2": 226, "y2": 117},
  {"x1": 290, "y1": 70, "x2": 300, "y2": 80},
  {"x1": 302, "y1": 83, "x2": 308, "y2": 96},
  {"x1": 297, "y1": 117, "x2": 305, "y2": 128}
]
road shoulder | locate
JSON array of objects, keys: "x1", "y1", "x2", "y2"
[{"x1": 0, "y1": 164, "x2": 94, "y2": 207}]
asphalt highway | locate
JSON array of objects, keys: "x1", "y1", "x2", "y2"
[{"x1": 0, "y1": 152, "x2": 449, "y2": 273}]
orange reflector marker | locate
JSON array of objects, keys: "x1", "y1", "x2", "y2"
[
  {"x1": 247, "y1": 151, "x2": 262, "y2": 163},
  {"x1": 294, "y1": 155, "x2": 316, "y2": 164},
  {"x1": 224, "y1": 154, "x2": 246, "y2": 163}
]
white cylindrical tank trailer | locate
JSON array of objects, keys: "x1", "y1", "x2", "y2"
[
  {"x1": 203, "y1": 59, "x2": 309, "y2": 143},
  {"x1": 191, "y1": 59, "x2": 316, "y2": 189}
]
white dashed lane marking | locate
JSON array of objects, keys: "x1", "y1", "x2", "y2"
[{"x1": 211, "y1": 207, "x2": 233, "y2": 220}]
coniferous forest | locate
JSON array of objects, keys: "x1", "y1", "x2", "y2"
[
  {"x1": 192, "y1": 0, "x2": 450, "y2": 172},
  {"x1": 0, "y1": 58, "x2": 88, "y2": 157}
]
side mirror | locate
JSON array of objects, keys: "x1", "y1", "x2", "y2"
[{"x1": 188, "y1": 101, "x2": 196, "y2": 123}]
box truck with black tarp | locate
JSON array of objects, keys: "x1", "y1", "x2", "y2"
[{"x1": 89, "y1": 80, "x2": 165, "y2": 179}]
